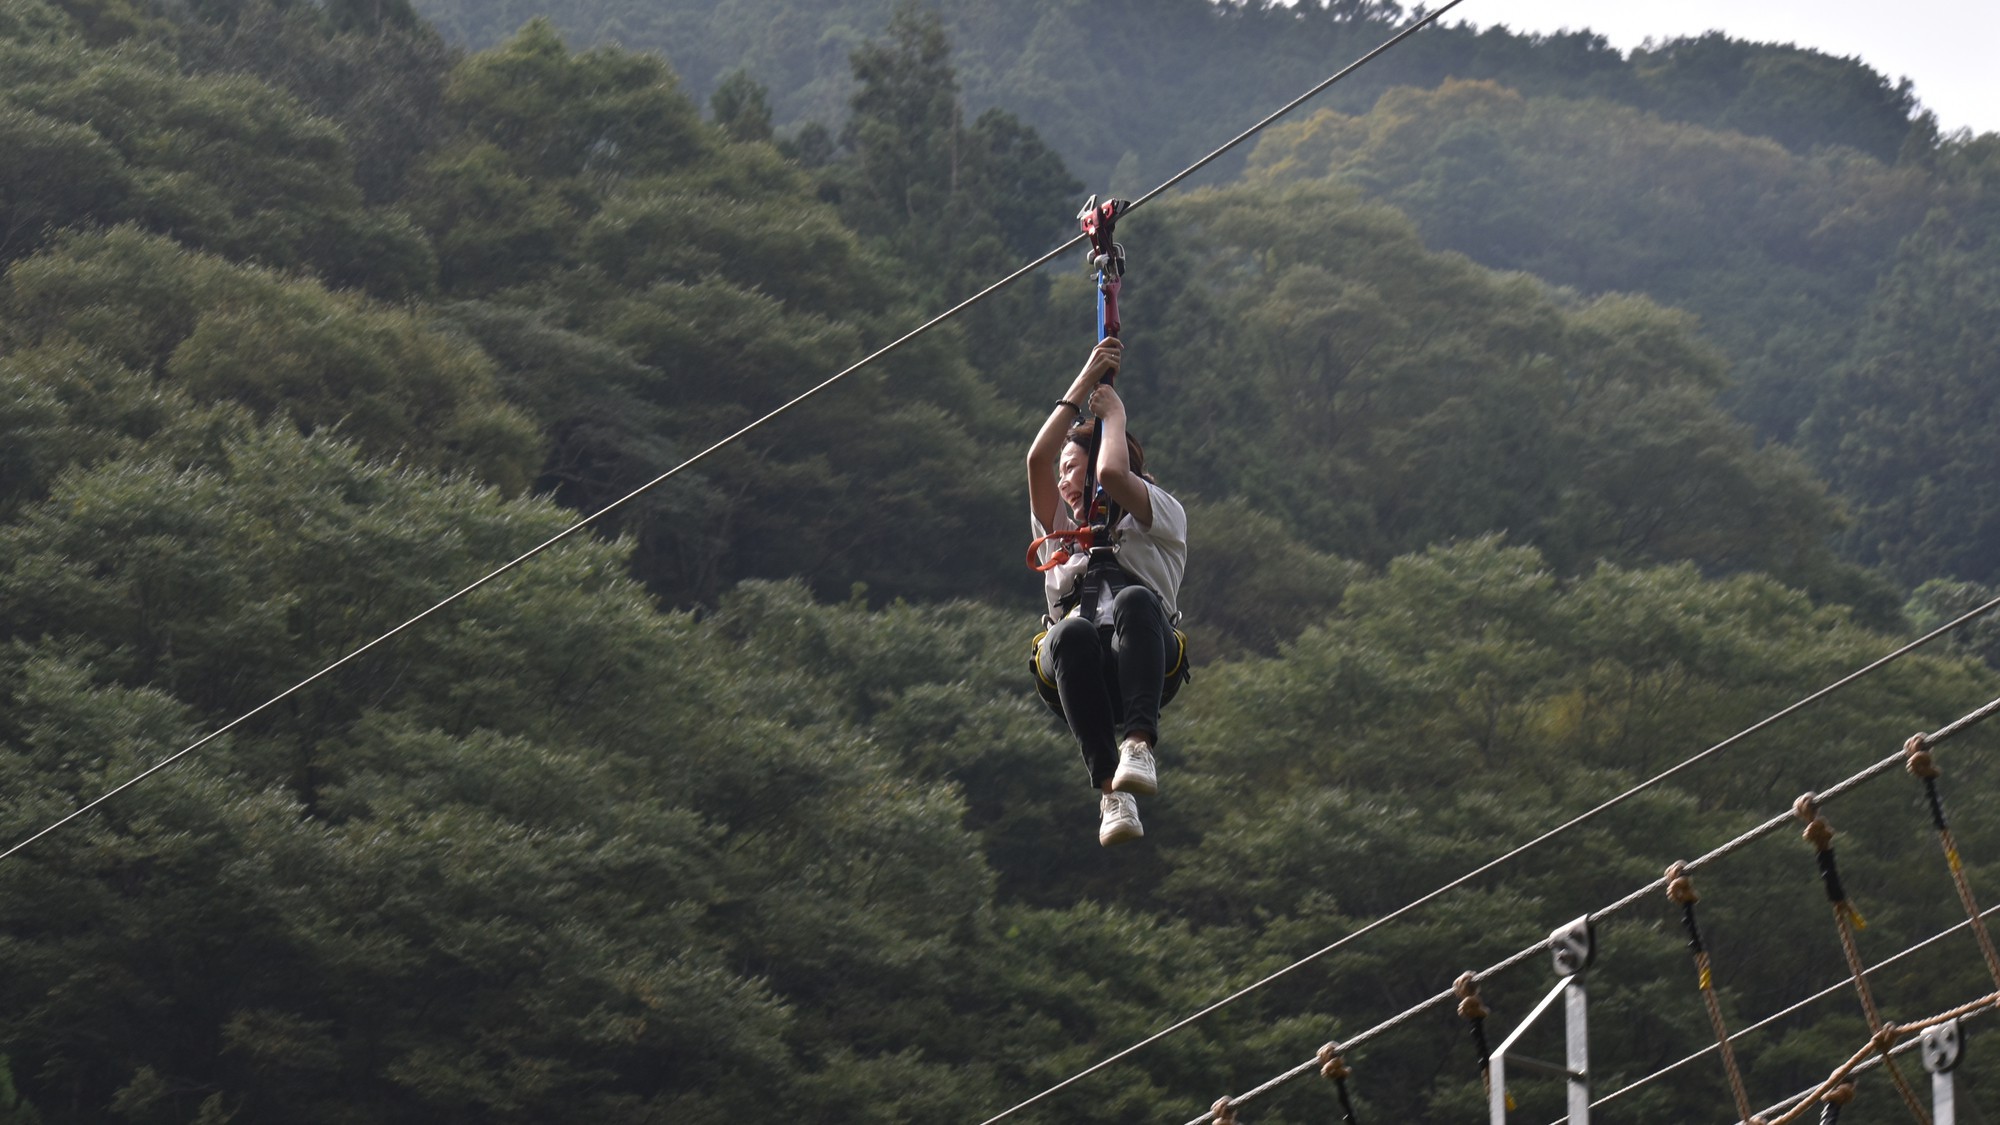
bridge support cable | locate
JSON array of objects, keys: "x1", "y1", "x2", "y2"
[{"x1": 1176, "y1": 690, "x2": 2000, "y2": 1125}]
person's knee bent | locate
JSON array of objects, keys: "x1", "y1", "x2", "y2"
[
  {"x1": 1048, "y1": 615, "x2": 1099, "y2": 659},
  {"x1": 1112, "y1": 583, "x2": 1164, "y2": 625}
]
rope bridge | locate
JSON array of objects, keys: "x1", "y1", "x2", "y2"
[{"x1": 1179, "y1": 699, "x2": 2000, "y2": 1125}]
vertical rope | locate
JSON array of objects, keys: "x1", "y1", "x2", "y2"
[
  {"x1": 1665, "y1": 863, "x2": 1764, "y2": 1125},
  {"x1": 1906, "y1": 734, "x2": 2000, "y2": 990},
  {"x1": 1454, "y1": 971, "x2": 1503, "y2": 1108},
  {"x1": 1317, "y1": 1043, "x2": 1359, "y2": 1125},
  {"x1": 1794, "y1": 794, "x2": 1932, "y2": 1125},
  {"x1": 1818, "y1": 1079, "x2": 1857, "y2": 1124}
]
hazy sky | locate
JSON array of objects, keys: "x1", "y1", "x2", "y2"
[{"x1": 1460, "y1": 0, "x2": 1998, "y2": 137}]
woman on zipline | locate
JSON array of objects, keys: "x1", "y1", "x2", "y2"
[{"x1": 1028, "y1": 336, "x2": 1189, "y2": 846}]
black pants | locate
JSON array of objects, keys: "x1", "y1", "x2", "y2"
[{"x1": 1040, "y1": 584, "x2": 1170, "y2": 789}]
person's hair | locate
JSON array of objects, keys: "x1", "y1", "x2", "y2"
[{"x1": 1065, "y1": 420, "x2": 1152, "y2": 482}]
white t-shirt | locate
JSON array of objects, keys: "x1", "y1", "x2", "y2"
[{"x1": 1031, "y1": 480, "x2": 1187, "y2": 625}]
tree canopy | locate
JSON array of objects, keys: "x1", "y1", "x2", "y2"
[{"x1": 401, "y1": 0, "x2": 1930, "y2": 187}]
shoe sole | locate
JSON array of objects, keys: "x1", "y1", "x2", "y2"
[
  {"x1": 1110, "y1": 767, "x2": 1157, "y2": 797},
  {"x1": 1099, "y1": 821, "x2": 1144, "y2": 846}
]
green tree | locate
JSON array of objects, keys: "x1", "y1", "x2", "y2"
[
  {"x1": 825, "y1": 6, "x2": 1081, "y2": 425},
  {"x1": 837, "y1": 3, "x2": 960, "y2": 246},
  {"x1": 0, "y1": 343, "x2": 235, "y2": 519},
  {"x1": 402, "y1": 0, "x2": 1931, "y2": 194},
  {"x1": 709, "y1": 66, "x2": 773, "y2": 143},
  {"x1": 167, "y1": 0, "x2": 456, "y2": 204},
  {"x1": 1631, "y1": 32, "x2": 1921, "y2": 162},
  {"x1": 0, "y1": 0, "x2": 72, "y2": 43},
  {"x1": 1803, "y1": 137, "x2": 2000, "y2": 585},
  {"x1": 0, "y1": 433, "x2": 1030, "y2": 1122},
  {"x1": 394, "y1": 25, "x2": 1035, "y2": 609},
  {"x1": 5, "y1": 228, "x2": 542, "y2": 491},
  {"x1": 833, "y1": 6, "x2": 1079, "y2": 280},
  {"x1": 404, "y1": 19, "x2": 710, "y2": 293},
  {"x1": 1243, "y1": 79, "x2": 1933, "y2": 442},
  {"x1": 0, "y1": 34, "x2": 434, "y2": 294},
  {"x1": 1121, "y1": 180, "x2": 1865, "y2": 603}
]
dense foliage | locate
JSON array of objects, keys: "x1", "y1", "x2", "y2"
[
  {"x1": 1119, "y1": 180, "x2": 1871, "y2": 605},
  {"x1": 1240, "y1": 77, "x2": 2000, "y2": 598},
  {"x1": 3, "y1": 0, "x2": 2000, "y2": 1122},
  {"x1": 1243, "y1": 79, "x2": 1933, "y2": 443},
  {"x1": 1803, "y1": 137, "x2": 2000, "y2": 586},
  {"x1": 402, "y1": 0, "x2": 1927, "y2": 186}
]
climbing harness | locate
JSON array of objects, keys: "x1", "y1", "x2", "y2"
[
  {"x1": 1028, "y1": 620, "x2": 1188, "y2": 719},
  {"x1": 1025, "y1": 195, "x2": 1190, "y2": 721}
]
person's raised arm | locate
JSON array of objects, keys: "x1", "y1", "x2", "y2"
[
  {"x1": 1028, "y1": 337, "x2": 1121, "y2": 530},
  {"x1": 1090, "y1": 383, "x2": 1153, "y2": 529}
]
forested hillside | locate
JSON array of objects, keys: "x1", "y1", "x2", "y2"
[
  {"x1": 405, "y1": 0, "x2": 1927, "y2": 186},
  {"x1": 5, "y1": 0, "x2": 2000, "y2": 1122},
  {"x1": 1246, "y1": 80, "x2": 2000, "y2": 591}
]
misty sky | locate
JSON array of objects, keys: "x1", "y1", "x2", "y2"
[{"x1": 1462, "y1": 0, "x2": 1997, "y2": 137}]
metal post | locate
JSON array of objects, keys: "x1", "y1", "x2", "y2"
[
  {"x1": 1922, "y1": 1017, "x2": 1963, "y2": 1125},
  {"x1": 1488, "y1": 917, "x2": 1594, "y2": 1124},
  {"x1": 1564, "y1": 969, "x2": 1589, "y2": 1123}
]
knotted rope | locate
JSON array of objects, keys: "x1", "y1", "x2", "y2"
[
  {"x1": 1905, "y1": 733, "x2": 2000, "y2": 990},
  {"x1": 1793, "y1": 794, "x2": 1929, "y2": 1124},
  {"x1": 1317, "y1": 1042, "x2": 1359, "y2": 1124},
  {"x1": 1665, "y1": 862, "x2": 1763, "y2": 1124},
  {"x1": 1817, "y1": 1077, "x2": 1857, "y2": 1124},
  {"x1": 1454, "y1": 971, "x2": 1494, "y2": 1094}
]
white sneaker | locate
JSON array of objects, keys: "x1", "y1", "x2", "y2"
[
  {"x1": 1099, "y1": 791, "x2": 1144, "y2": 846},
  {"x1": 1111, "y1": 738, "x2": 1158, "y2": 796}
]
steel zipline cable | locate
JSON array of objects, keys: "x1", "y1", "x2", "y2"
[{"x1": 0, "y1": 0, "x2": 1474, "y2": 861}]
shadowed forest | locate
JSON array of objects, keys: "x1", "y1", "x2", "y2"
[{"x1": 5, "y1": 0, "x2": 2000, "y2": 1120}]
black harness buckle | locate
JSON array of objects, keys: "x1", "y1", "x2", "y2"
[{"x1": 1074, "y1": 547, "x2": 1129, "y2": 624}]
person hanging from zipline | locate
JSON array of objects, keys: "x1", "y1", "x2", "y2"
[{"x1": 1026, "y1": 334, "x2": 1189, "y2": 846}]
